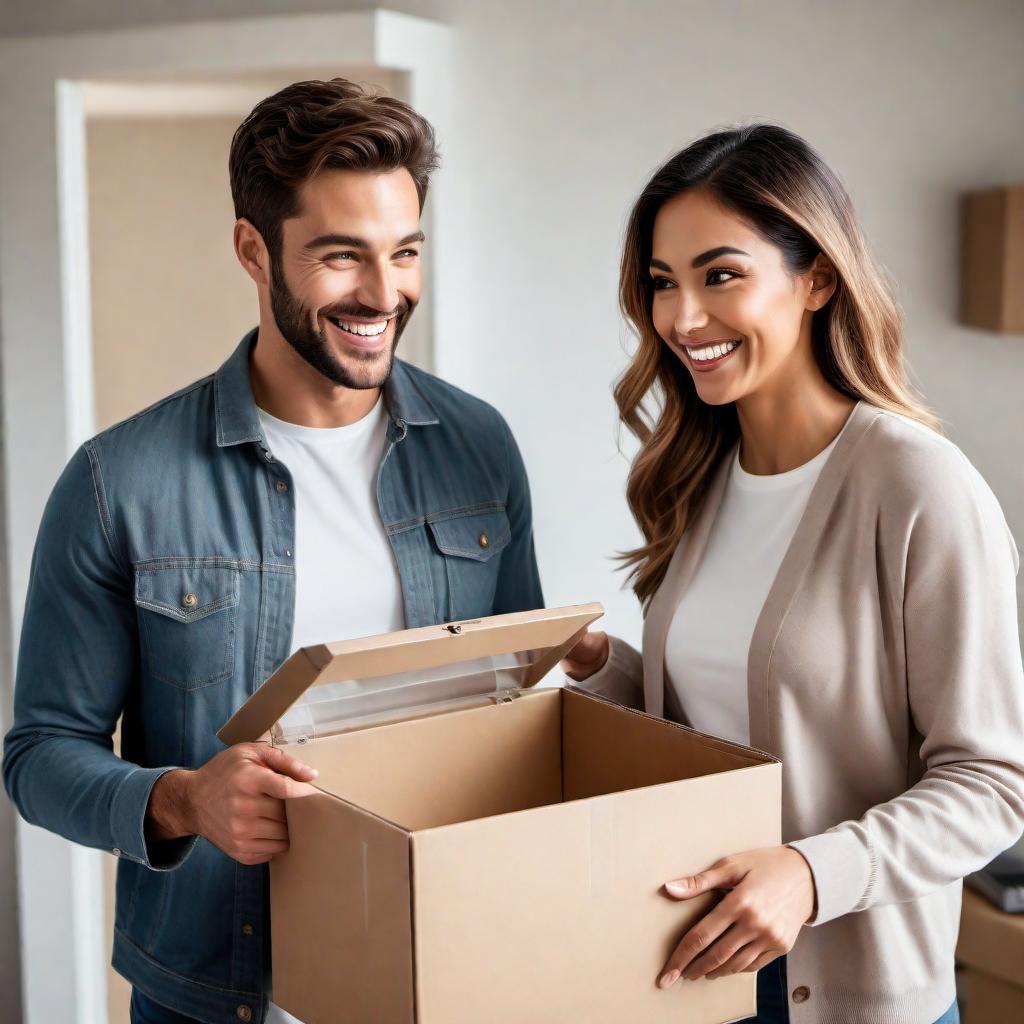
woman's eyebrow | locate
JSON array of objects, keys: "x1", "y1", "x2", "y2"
[{"x1": 691, "y1": 246, "x2": 750, "y2": 268}]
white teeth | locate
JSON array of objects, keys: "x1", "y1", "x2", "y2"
[
  {"x1": 335, "y1": 319, "x2": 388, "y2": 337},
  {"x1": 688, "y1": 339, "x2": 740, "y2": 362}
]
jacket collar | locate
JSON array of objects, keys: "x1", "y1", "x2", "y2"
[{"x1": 213, "y1": 328, "x2": 439, "y2": 447}]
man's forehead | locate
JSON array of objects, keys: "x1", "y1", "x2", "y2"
[{"x1": 283, "y1": 168, "x2": 421, "y2": 245}]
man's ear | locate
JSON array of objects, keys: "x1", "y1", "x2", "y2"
[
  {"x1": 234, "y1": 219, "x2": 270, "y2": 287},
  {"x1": 806, "y1": 253, "x2": 838, "y2": 311}
]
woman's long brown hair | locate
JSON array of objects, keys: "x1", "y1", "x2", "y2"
[{"x1": 616, "y1": 124, "x2": 937, "y2": 604}]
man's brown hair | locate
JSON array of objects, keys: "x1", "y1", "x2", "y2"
[{"x1": 229, "y1": 77, "x2": 439, "y2": 259}]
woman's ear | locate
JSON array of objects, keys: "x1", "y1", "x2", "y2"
[{"x1": 806, "y1": 253, "x2": 838, "y2": 311}]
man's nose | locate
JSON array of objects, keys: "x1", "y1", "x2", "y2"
[{"x1": 357, "y1": 262, "x2": 401, "y2": 315}]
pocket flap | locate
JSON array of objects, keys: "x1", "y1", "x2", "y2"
[
  {"x1": 427, "y1": 508, "x2": 511, "y2": 562},
  {"x1": 134, "y1": 564, "x2": 240, "y2": 622}
]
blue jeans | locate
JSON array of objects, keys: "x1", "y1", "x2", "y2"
[
  {"x1": 131, "y1": 990, "x2": 202, "y2": 1024},
  {"x1": 741, "y1": 958, "x2": 961, "y2": 1023}
]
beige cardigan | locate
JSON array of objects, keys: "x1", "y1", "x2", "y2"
[{"x1": 585, "y1": 401, "x2": 1024, "y2": 1024}]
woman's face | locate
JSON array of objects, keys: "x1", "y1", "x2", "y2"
[{"x1": 649, "y1": 189, "x2": 832, "y2": 407}]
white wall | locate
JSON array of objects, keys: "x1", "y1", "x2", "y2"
[{"x1": 429, "y1": 0, "x2": 1024, "y2": 649}]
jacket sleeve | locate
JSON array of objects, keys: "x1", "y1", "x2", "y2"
[
  {"x1": 2, "y1": 443, "x2": 195, "y2": 870},
  {"x1": 789, "y1": 449, "x2": 1024, "y2": 926},
  {"x1": 571, "y1": 635, "x2": 645, "y2": 710},
  {"x1": 492, "y1": 414, "x2": 544, "y2": 614}
]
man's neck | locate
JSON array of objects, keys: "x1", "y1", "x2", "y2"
[{"x1": 249, "y1": 322, "x2": 381, "y2": 428}]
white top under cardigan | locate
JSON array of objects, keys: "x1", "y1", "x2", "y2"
[
  {"x1": 580, "y1": 401, "x2": 1024, "y2": 1024},
  {"x1": 665, "y1": 425, "x2": 844, "y2": 745}
]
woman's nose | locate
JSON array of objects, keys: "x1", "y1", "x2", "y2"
[{"x1": 673, "y1": 292, "x2": 709, "y2": 337}]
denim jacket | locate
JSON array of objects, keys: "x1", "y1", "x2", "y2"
[{"x1": 3, "y1": 331, "x2": 543, "y2": 1023}]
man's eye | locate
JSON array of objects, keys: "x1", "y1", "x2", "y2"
[
  {"x1": 325, "y1": 252, "x2": 356, "y2": 262},
  {"x1": 651, "y1": 277, "x2": 675, "y2": 291},
  {"x1": 706, "y1": 268, "x2": 740, "y2": 286},
  {"x1": 394, "y1": 249, "x2": 420, "y2": 260}
]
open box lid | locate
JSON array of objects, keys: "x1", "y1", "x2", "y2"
[{"x1": 218, "y1": 602, "x2": 604, "y2": 746}]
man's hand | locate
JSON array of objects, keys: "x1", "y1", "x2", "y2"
[
  {"x1": 657, "y1": 846, "x2": 816, "y2": 987},
  {"x1": 146, "y1": 743, "x2": 320, "y2": 865},
  {"x1": 560, "y1": 629, "x2": 610, "y2": 681}
]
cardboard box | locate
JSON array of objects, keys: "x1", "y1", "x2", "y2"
[
  {"x1": 219, "y1": 604, "x2": 782, "y2": 1024},
  {"x1": 961, "y1": 183, "x2": 1024, "y2": 333},
  {"x1": 958, "y1": 887, "x2": 1024, "y2": 1022}
]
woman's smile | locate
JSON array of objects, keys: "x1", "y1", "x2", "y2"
[{"x1": 679, "y1": 337, "x2": 743, "y2": 371}]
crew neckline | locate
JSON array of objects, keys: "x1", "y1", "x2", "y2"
[
  {"x1": 731, "y1": 414, "x2": 852, "y2": 493},
  {"x1": 256, "y1": 396, "x2": 386, "y2": 444}
]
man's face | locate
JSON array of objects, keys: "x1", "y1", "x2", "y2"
[{"x1": 269, "y1": 167, "x2": 423, "y2": 389}]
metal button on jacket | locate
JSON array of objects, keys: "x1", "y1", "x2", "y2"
[
  {"x1": 478, "y1": 532, "x2": 489, "y2": 549},
  {"x1": 181, "y1": 592, "x2": 198, "y2": 608},
  {"x1": 275, "y1": 480, "x2": 288, "y2": 493},
  {"x1": 236, "y1": 1006, "x2": 252, "y2": 1022},
  {"x1": 792, "y1": 985, "x2": 811, "y2": 1003}
]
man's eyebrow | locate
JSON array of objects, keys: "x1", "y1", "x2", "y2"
[
  {"x1": 303, "y1": 231, "x2": 426, "y2": 250},
  {"x1": 305, "y1": 233, "x2": 368, "y2": 250},
  {"x1": 691, "y1": 245, "x2": 750, "y2": 268}
]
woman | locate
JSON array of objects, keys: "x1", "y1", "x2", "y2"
[{"x1": 564, "y1": 125, "x2": 1024, "y2": 1024}]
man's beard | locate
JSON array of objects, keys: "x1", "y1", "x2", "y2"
[{"x1": 268, "y1": 256, "x2": 413, "y2": 389}]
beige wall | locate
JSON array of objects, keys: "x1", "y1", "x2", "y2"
[{"x1": 88, "y1": 115, "x2": 255, "y2": 431}]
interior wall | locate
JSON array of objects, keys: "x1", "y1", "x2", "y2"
[
  {"x1": 87, "y1": 116, "x2": 256, "y2": 429},
  {"x1": 430, "y1": 0, "x2": 1024, "y2": 651}
]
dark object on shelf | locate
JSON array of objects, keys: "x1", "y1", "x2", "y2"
[
  {"x1": 965, "y1": 849, "x2": 1024, "y2": 913},
  {"x1": 961, "y1": 183, "x2": 1024, "y2": 333}
]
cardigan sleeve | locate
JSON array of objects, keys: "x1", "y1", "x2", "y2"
[
  {"x1": 570, "y1": 634, "x2": 645, "y2": 710},
  {"x1": 790, "y1": 446, "x2": 1024, "y2": 926}
]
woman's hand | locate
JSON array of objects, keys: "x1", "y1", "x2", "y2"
[
  {"x1": 657, "y1": 846, "x2": 816, "y2": 987},
  {"x1": 560, "y1": 629, "x2": 610, "y2": 681}
]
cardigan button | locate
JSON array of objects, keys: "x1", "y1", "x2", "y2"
[{"x1": 792, "y1": 985, "x2": 811, "y2": 1003}]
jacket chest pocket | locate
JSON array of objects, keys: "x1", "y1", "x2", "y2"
[
  {"x1": 427, "y1": 506, "x2": 510, "y2": 622},
  {"x1": 134, "y1": 564, "x2": 240, "y2": 690}
]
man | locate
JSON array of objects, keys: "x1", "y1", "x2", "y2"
[{"x1": 3, "y1": 79, "x2": 542, "y2": 1024}]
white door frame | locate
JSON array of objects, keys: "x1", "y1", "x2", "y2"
[{"x1": 0, "y1": 12, "x2": 452, "y2": 1022}]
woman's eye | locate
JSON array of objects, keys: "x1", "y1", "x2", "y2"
[
  {"x1": 706, "y1": 268, "x2": 739, "y2": 286},
  {"x1": 651, "y1": 277, "x2": 675, "y2": 291}
]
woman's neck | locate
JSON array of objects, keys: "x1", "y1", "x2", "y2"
[{"x1": 735, "y1": 371, "x2": 856, "y2": 476}]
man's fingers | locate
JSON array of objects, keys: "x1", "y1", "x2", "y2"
[
  {"x1": 258, "y1": 769, "x2": 319, "y2": 801},
  {"x1": 663, "y1": 856, "x2": 742, "y2": 901},
  {"x1": 252, "y1": 796, "x2": 288, "y2": 822},
  {"x1": 658, "y1": 895, "x2": 738, "y2": 987},
  {"x1": 251, "y1": 743, "x2": 319, "y2": 783},
  {"x1": 234, "y1": 838, "x2": 290, "y2": 865}
]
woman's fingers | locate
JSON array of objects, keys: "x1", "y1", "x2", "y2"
[
  {"x1": 658, "y1": 892, "x2": 738, "y2": 987},
  {"x1": 663, "y1": 855, "x2": 745, "y2": 900},
  {"x1": 683, "y1": 922, "x2": 757, "y2": 981},
  {"x1": 704, "y1": 941, "x2": 772, "y2": 980}
]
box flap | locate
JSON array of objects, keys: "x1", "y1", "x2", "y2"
[{"x1": 218, "y1": 602, "x2": 603, "y2": 746}]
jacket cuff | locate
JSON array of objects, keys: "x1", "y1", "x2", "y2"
[
  {"x1": 787, "y1": 828, "x2": 873, "y2": 926},
  {"x1": 110, "y1": 766, "x2": 197, "y2": 871}
]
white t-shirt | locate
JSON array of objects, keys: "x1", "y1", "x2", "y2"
[
  {"x1": 664, "y1": 429, "x2": 844, "y2": 745},
  {"x1": 257, "y1": 397, "x2": 405, "y2": 653},
  {"x1": 257, "y1": 397, "x2": 404, "y2": 1024}
]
